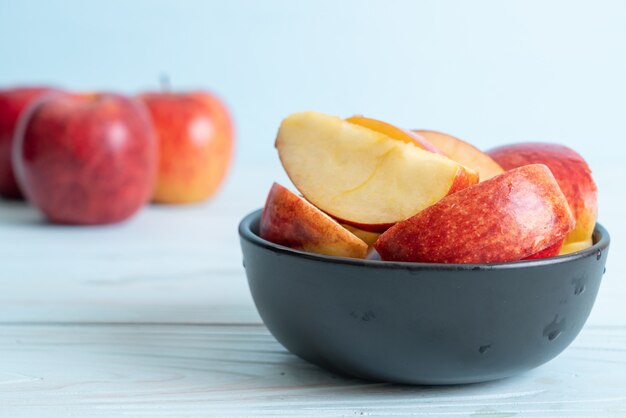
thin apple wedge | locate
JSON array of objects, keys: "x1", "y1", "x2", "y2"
[
  {"x1": 346, "y1": 116, "x2": 441, "y2": 153},
  {"x1": 260, "y1": 183, "x2": 368, "y2": 259},
  {"x1": 375, "y1": 164, "x2": 575, "y2": 263},
  {"x1": 415, "y1": 130, "x2": 504, "y2": 181},
  {"x1": 276, "y1": 112, "x2": 478, "y2": 232}
]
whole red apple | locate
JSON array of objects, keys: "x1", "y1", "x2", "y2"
[
  {"x1": 13, "y1": 92, "x2": 157, "y2": 225},
  {"x1": 0, "y1": 86, "x2": 60, "y2": 199},
  {"x1": 138, "y1": 91, "x2": 234, "y2": 204}
]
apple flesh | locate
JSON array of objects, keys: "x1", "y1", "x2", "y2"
[
  {"x1": 13, "y1": 93, "x2": 157, "y2": 225},
  {"x1": 276, "y1": 112, "x2": 478, "y2": 232},
  {"x1": 415, "y1": 130, "x2": 504, "y2": 181},
  {"x1": 341, "y1": 223, "x2": 380, "y2": 247},
  {"x1": 487, "y1": 143, "x2": 597, "y2": 246},
  {"x1": 346, "y1": 116, "x2": 441, "y2": 153},
  {"x1": 139, "y1": 91, "x2": 234, "y2": 204},
  {"x1": 0, "y1": 86, "x2": 60, "y2": 199},
  {"x1": 260, "y1": 183, "x2": 368, "y2": 258},
  {"x1": 559, "y1": 238, "x2": 593, "y2": 255},
  {"x1": 374, "y1": 164, "x2": 575, "y2": 263}
]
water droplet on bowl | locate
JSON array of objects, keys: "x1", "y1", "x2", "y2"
[
  {"x1": 478, "y1": 344, "x2": 491, "y2": 354},
  {"x1": 597, "y1": 249, "x2": 602, "y2": 260}
]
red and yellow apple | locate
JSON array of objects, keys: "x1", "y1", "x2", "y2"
[
  {"x1": 139, "y1": 91, "x2": 234, "y2": 204},
  {"x1": 260, "y1": 183, "x2": 368, "y2": 258},
  {"x1": 415, "y1": 130, "x2": 504, "y2": 181},
  {"x1": 346, "y1": 116, "x2": 441, "y2": 153},
  {"x1": 487, "y1": 143, "x2": 597, "y2": 246},
  {"x1": 0, "y1": 86, "x2": 60, "y2": 199},
  {"x1": 276, "y1": 112, "x2": 478, "y2": 232},
  {"x1": 13, "y1": 92, "x2": 157, "y2": 225},
  {"x1": 374, "y1": 165, "x2": 575, "y2": 263}
]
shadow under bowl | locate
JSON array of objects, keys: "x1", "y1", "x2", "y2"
[{"x1": 239, "y1": 209, "x2": 610, "y2": 385}]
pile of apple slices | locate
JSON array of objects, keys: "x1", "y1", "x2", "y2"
[{"x1": 260, "y1": 111, "x2": 597, "y2": 264}]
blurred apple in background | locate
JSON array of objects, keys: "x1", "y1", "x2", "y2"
[
  {"x1": 13, "y1": 92, "x2": 157, "y2": 225},
  {"x1": 139, "y1": 91, "x2": 234, "y2": 204},
  {"x1": 0, "y1": 86, "x2": 60, "y2": 199}
]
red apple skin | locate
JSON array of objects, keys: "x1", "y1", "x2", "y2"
[
  {"x1": 260, "y1": 183, "x2": 368, "y2": 259},
  {"x1": 139, "y1": 91, "x2": 234, "y2": 204},
  {"x1": 374, "y1": 164, "x2": 575, "y2": 264},
  {"x1": 13, "y1": 92, "x2": 157, "y2": 225},
  {"x1": 0, "y1": 86, "x2": 60, "y2": 199},
  {"x1": 487, "y1": 143, "x2": 597, "y2": 245},
  {"x1": 523, "y1": 239, "x2": 564, "y2": 260}
]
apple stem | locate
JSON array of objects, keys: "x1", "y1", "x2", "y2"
[{"x1": 160, "y1": 74, "x2": 171, "y2": 92}]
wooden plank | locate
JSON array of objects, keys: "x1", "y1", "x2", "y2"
[
  {"x1": 0, "y1": 163, "x2": 624, "y2": 326},
  {"x1": 0, "y1": 323, "x2": 625, "y2": 416}
]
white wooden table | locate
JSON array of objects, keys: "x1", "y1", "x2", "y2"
[{"x1": 1, "y1": 162, "x2": 625, "y2": 417}]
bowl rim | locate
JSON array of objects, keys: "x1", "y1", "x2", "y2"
[{"x1": 239, "y1": 209, "x2": 610, "y2": 271}]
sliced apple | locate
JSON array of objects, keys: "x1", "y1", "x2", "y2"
[
  {"x1": 374, "y1": 164, "x2": 575, "y2": 263},
  {"x1": 559, "y1": 238, "x2": 593, "y2": 255},
  {"x1": 341, "y1": 224, "x2": 380, "y2": 247},
  {"x1": 259, "y1": 183, "x2": 368, "y2": 259},
  {"x1": 487, "y1": 143, "x2": 597, "y2": 246},
  {"x1": 275, "y1": 112, "x2": 478, "y2": 232},
  {"x1": 346, "y1": 116, "x2": 441, "y2": 154},
  {"x1": 523, "y1": 239, "x2": 564, "y2": 260},
  {"x1": 415, "y1": 130, "x2": 504, "y2": 181}
]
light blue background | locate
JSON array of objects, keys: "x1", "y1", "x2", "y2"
[{"x1": 1, "y1": 0, "x2": 625, "y2": 168}]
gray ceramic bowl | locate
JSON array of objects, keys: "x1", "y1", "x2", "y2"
[{"x1": 239, "y1": 209, "x2": 610, "y2": 385}]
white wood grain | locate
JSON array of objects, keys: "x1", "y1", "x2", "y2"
[{"x1": 0, "y1": 324, "x2": 625, "y2": 417}]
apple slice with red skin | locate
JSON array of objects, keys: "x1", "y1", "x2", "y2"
[
  {"x1": 375, "y1": 164, "x2": 575, "y2": 263},
  {"x1": 276, "y1": 112, "x2": 478, "y2": 233},
  {"x1": 346, "y1": 116, "x2": 441, "y2": 154},
  {"x1": 487, "y1": 143, "x2": 597, "y2": 247},
  {"x1": 523, "y1": 239, "x2": 564, "y2": 260},
  {"x1": 415, "y1": 130, "x2": 504, "y2": 181},
  {"x1": 260, "y1": 183, "x2": 368, "y2": 259}
]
